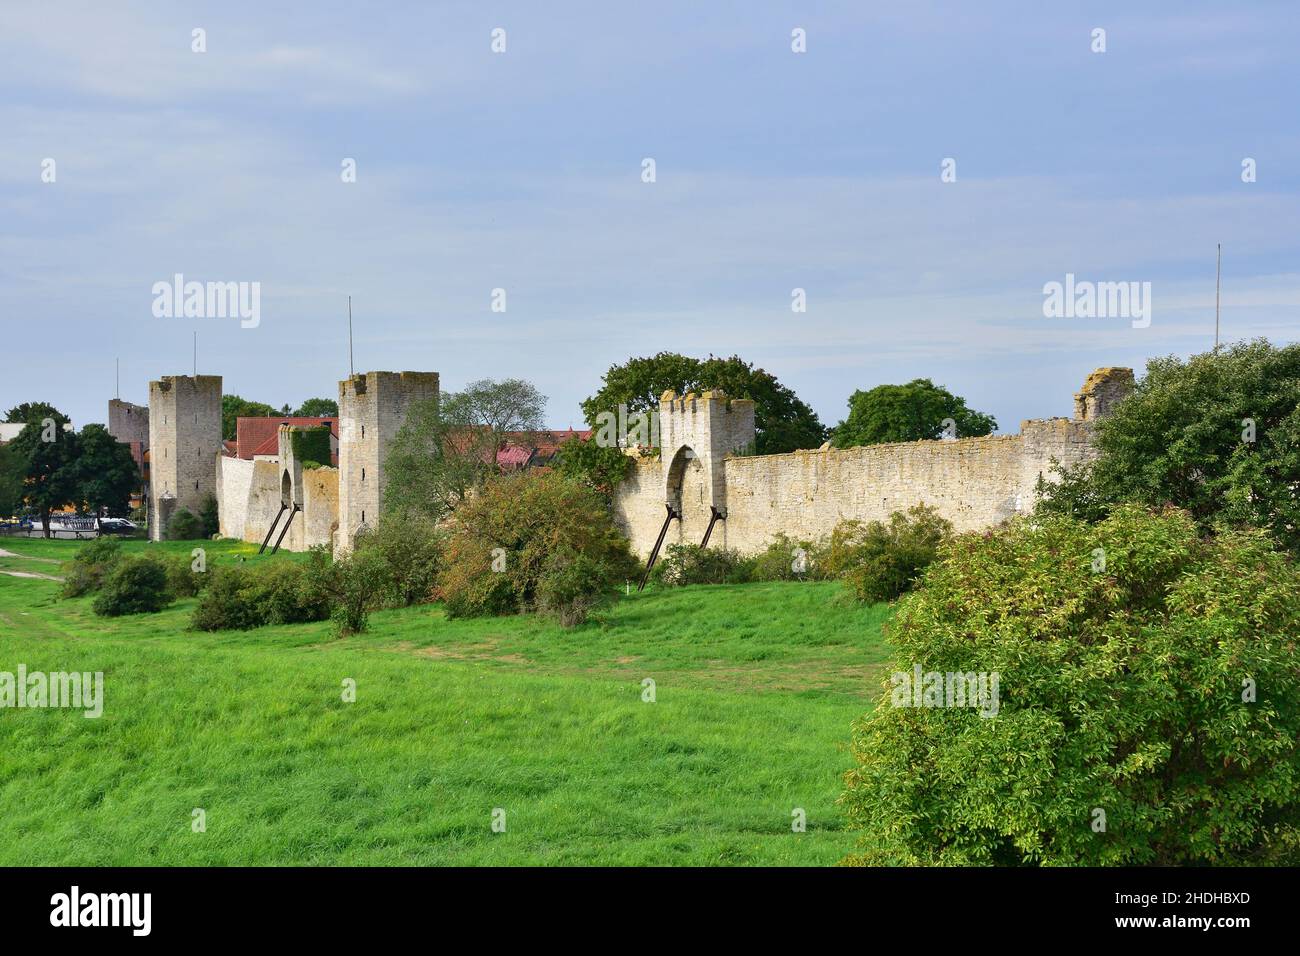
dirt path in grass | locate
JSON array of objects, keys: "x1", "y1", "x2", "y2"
[
  {"x1": 0, "y1": 548, "x2": 60, "y2": 563},
  {"x1": 0, "y1": 569, "x2": 63, "y2": 581}
]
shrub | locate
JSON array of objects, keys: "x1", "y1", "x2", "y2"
[
  {"x1": 92, "y1": 556, "x2": 172, "y2": 616},
  {"x1": 841, "y1": 505, "x2": 1300, "y2": 866},
  {"x1": 313, "y1": 548, "x2": 389, "y2": 636},
  {"x1": 747, "y1": 532, "x2": 824, "y2": 582},
  {"x1": 535, "y1": 550, "x2": 607, "y2": 626},
  {"x1": 246, "y1": 561, "x2": 331, "y2": 626},
  {"x1": 191, "y1": 567, "x2": 262, "y2": 631},
  {"x1": 355, "y1": 512, "x2": 444, "y2": 607},
  {"x1": 836, "y1": 505, "x2": 951, "y2": 603},
  {"x1": 198, "y1": 495, "x2": 220, "y2": 539},
  {"x1": 165, "y1": 555, "x2": 208, "y2": 598},
  {"x1": 439, "y1": 471, "x2": 638, "y2": 622},
  {"x1": 166, "y1": 507, "x2": 204, "y2": 541},
  {"x1": 61, "y1": 536, "x2": 123, "y2": 597},
  {"x1": 191, "y1": 561, "x2": 331, "y2": 631},
  {"x1": 652, "y1": 543, "x2": 749, "y2": 586}
]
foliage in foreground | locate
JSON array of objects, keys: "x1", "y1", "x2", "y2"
[
  {"x1": 438, "y1": 471, "x2": 638, "y2": 626},
  {"x1": 1036, "y1": 339, "x2": 1300, "y2": 554},
  {"x1": 831, "y1": 505, "x2": 952, "y2": 603},
  {"x1": 91, "y1": 556, "x2": 173, "y2": 617},
  {"x1": 841, "y1": 505, "x2": 1300, "y2": 866}
]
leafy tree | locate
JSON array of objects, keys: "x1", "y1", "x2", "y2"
[
  {"x1": 842, "y1": 505, "x2": 1300, "y2": 866},
  {"x1": 294, "y1": 397, "x2": 339, "y2": 418},
  {"x1": 6, "y1": 409, "x2": 79, "y2": 537},
  {"x1": 580, "y1": 352, "x2": 826, "y2": 455},
  {"x1": 1037, "y1": 339, "x2": 1300, "y2": 553},
  {"x1": 0, "y1": 443, "x2": 24, "y2": 517},
  {"x1": 385, "y1": 378, "x2": 547, "y2": 521},
  {"x1": 553, "y1": 436, "x2": 632, "y2": 498},
  {"x1": 221, "y1": 394, "x2": 278, "y2": 441},
  {"x1": 832, "y1": 379, "x2": 996, "y2": 448},
  {"x1": 72, "y1": 423, "x2": 139, "y2": 518},
  {"x1": 4, "y1": 401, "x2": 61, "y2": 424}
]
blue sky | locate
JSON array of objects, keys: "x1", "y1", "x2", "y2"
[{"x1": 2, "y1": 1, "x2": 1298, "y2": 433}]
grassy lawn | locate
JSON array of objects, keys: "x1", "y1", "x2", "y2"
[{"x1": 0, "y1": 538, "x2": 891, "y2": 866}]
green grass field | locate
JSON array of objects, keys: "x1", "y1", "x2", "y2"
[{"x1": 0, "y1": 538, "x2": 891, "y2": 865}]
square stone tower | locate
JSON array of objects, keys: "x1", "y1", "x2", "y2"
[
  {"x1": 658, "y1": 389, "x2": 756, "y2": 518},
  {"x1": 335, "y1": 370, "x2": 439, "y2": 554},
  {"x1": 147, "y1": 375, "x2": 223, "y2": 541}
]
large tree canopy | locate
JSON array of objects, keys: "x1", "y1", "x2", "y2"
[
  {"x1": 831, "y1": 378, "x2": 997, "y2": 448},
  {"x1": 5, "y1": 407, "x2": 79, "y2": 536},
  {"x1": 580, "y1": 352, "x2": 825, "y2": 455},
  {"x1": 294, "y1": 397, "x2": 339, "y2": 418},
  {"x1": 72, "y1": 424, "x2": 140, "y2": 518},
  {"x1": 1037, "y1": 339, "x2": 1300, "y2": 553},
  {"x1": 4, "y1": 401, "x2": 61, "y2": 424},
  {"x1": 384, "y1": 378, "x2": 547, "y2": 521}
]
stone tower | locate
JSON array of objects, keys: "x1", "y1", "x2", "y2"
[
  {"x1": 147, "y1": 374, "x2": 223, "y2": 541},
  {"x1": 107, "y1": 399, "x2": 150, "y2": 450},
  {"x1": 1073, "y1": 367, "x2": 1135, "y2": 422},
  {"x1": 335, "y1": 370, "x2": 439, "y2": 554},
  {"x1": 657, "y1": 389, "x2": 756, "y2": 544}
]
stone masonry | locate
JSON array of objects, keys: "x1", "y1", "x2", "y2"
[
  {"x1": 612, "y1": 368, "x2": 1133, "y2": 557},
  {"x1": 147, "y1": 375, "x2": 222, "y2": 541},
  {"x1": 334, "y1": 371, "x2": 439, "y2": 554}
]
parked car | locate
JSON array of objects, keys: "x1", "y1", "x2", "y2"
[{"x1": 98, "y1": 518, "x2": 139, "y2": 536}]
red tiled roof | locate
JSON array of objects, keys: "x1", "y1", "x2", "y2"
[{"x1": 235, "y1": 417, "x2": 339, "y2": 464}]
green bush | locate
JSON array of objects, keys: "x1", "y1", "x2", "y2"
[
  {"x1": 746, "y1": 533, "x2": 824, "y2": 582},
  {"x1": 92, "y1": 556, "x2": 172, "y2": 616},
  {"x1": 290, "y1": 425, "x2": 332, "y2": 470},
  {"x1": 246, "y1": 561, "x2": 331, "y2": 626},
  {"x1": 191, "y1": 567, "x2": 262, "y2": 631},
  {"x1": 652, "y1": 543, "x2": 749, "y2": 586},
  {"x1": 307, "y1": 547, "x2": 388, "y2": 636},
  {"x1": 165, "y1": 507, "x2": 205, "y2": 541},
  {"x1": 841, "y1": 505, "x2": 1300, "y2": 866},
  {"x1": 438, "y1": 471, "x2": 637, "y2": 623},
  {"x1": 535, "y1": 550, "x2": 607, "y2": 626},
  {"x1": 198, "y1": 495, "x2": 220, "y2": 539},
  {"x1": 190, "y1": 561, "x2": 330, "y2": 631},
  {"x1": 355, "y1": 513, "x2": 444, "y2": 607},
  {"x1": 165, "y1": 555, "x2": 208, "y2": 598},
  {"x1": 61, "y1": 536, "x2": 123, "y2": 597},
  {"x1": 836, "y1": 505, "x2": 951, "y2": 603}
]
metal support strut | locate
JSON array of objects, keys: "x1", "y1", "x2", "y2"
[
  {"x1": 699, "y1": 506, "x2": 725, "y2": 549},
  {"x1": 271, "y1": 504, "x2": 300, "y2": 555},
  {"x1": 259, "y1": 504, "x2": 288, "y2": 554},
  {"x1": 637, "y1": 503, "x2": 679, "y2": 591}
]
